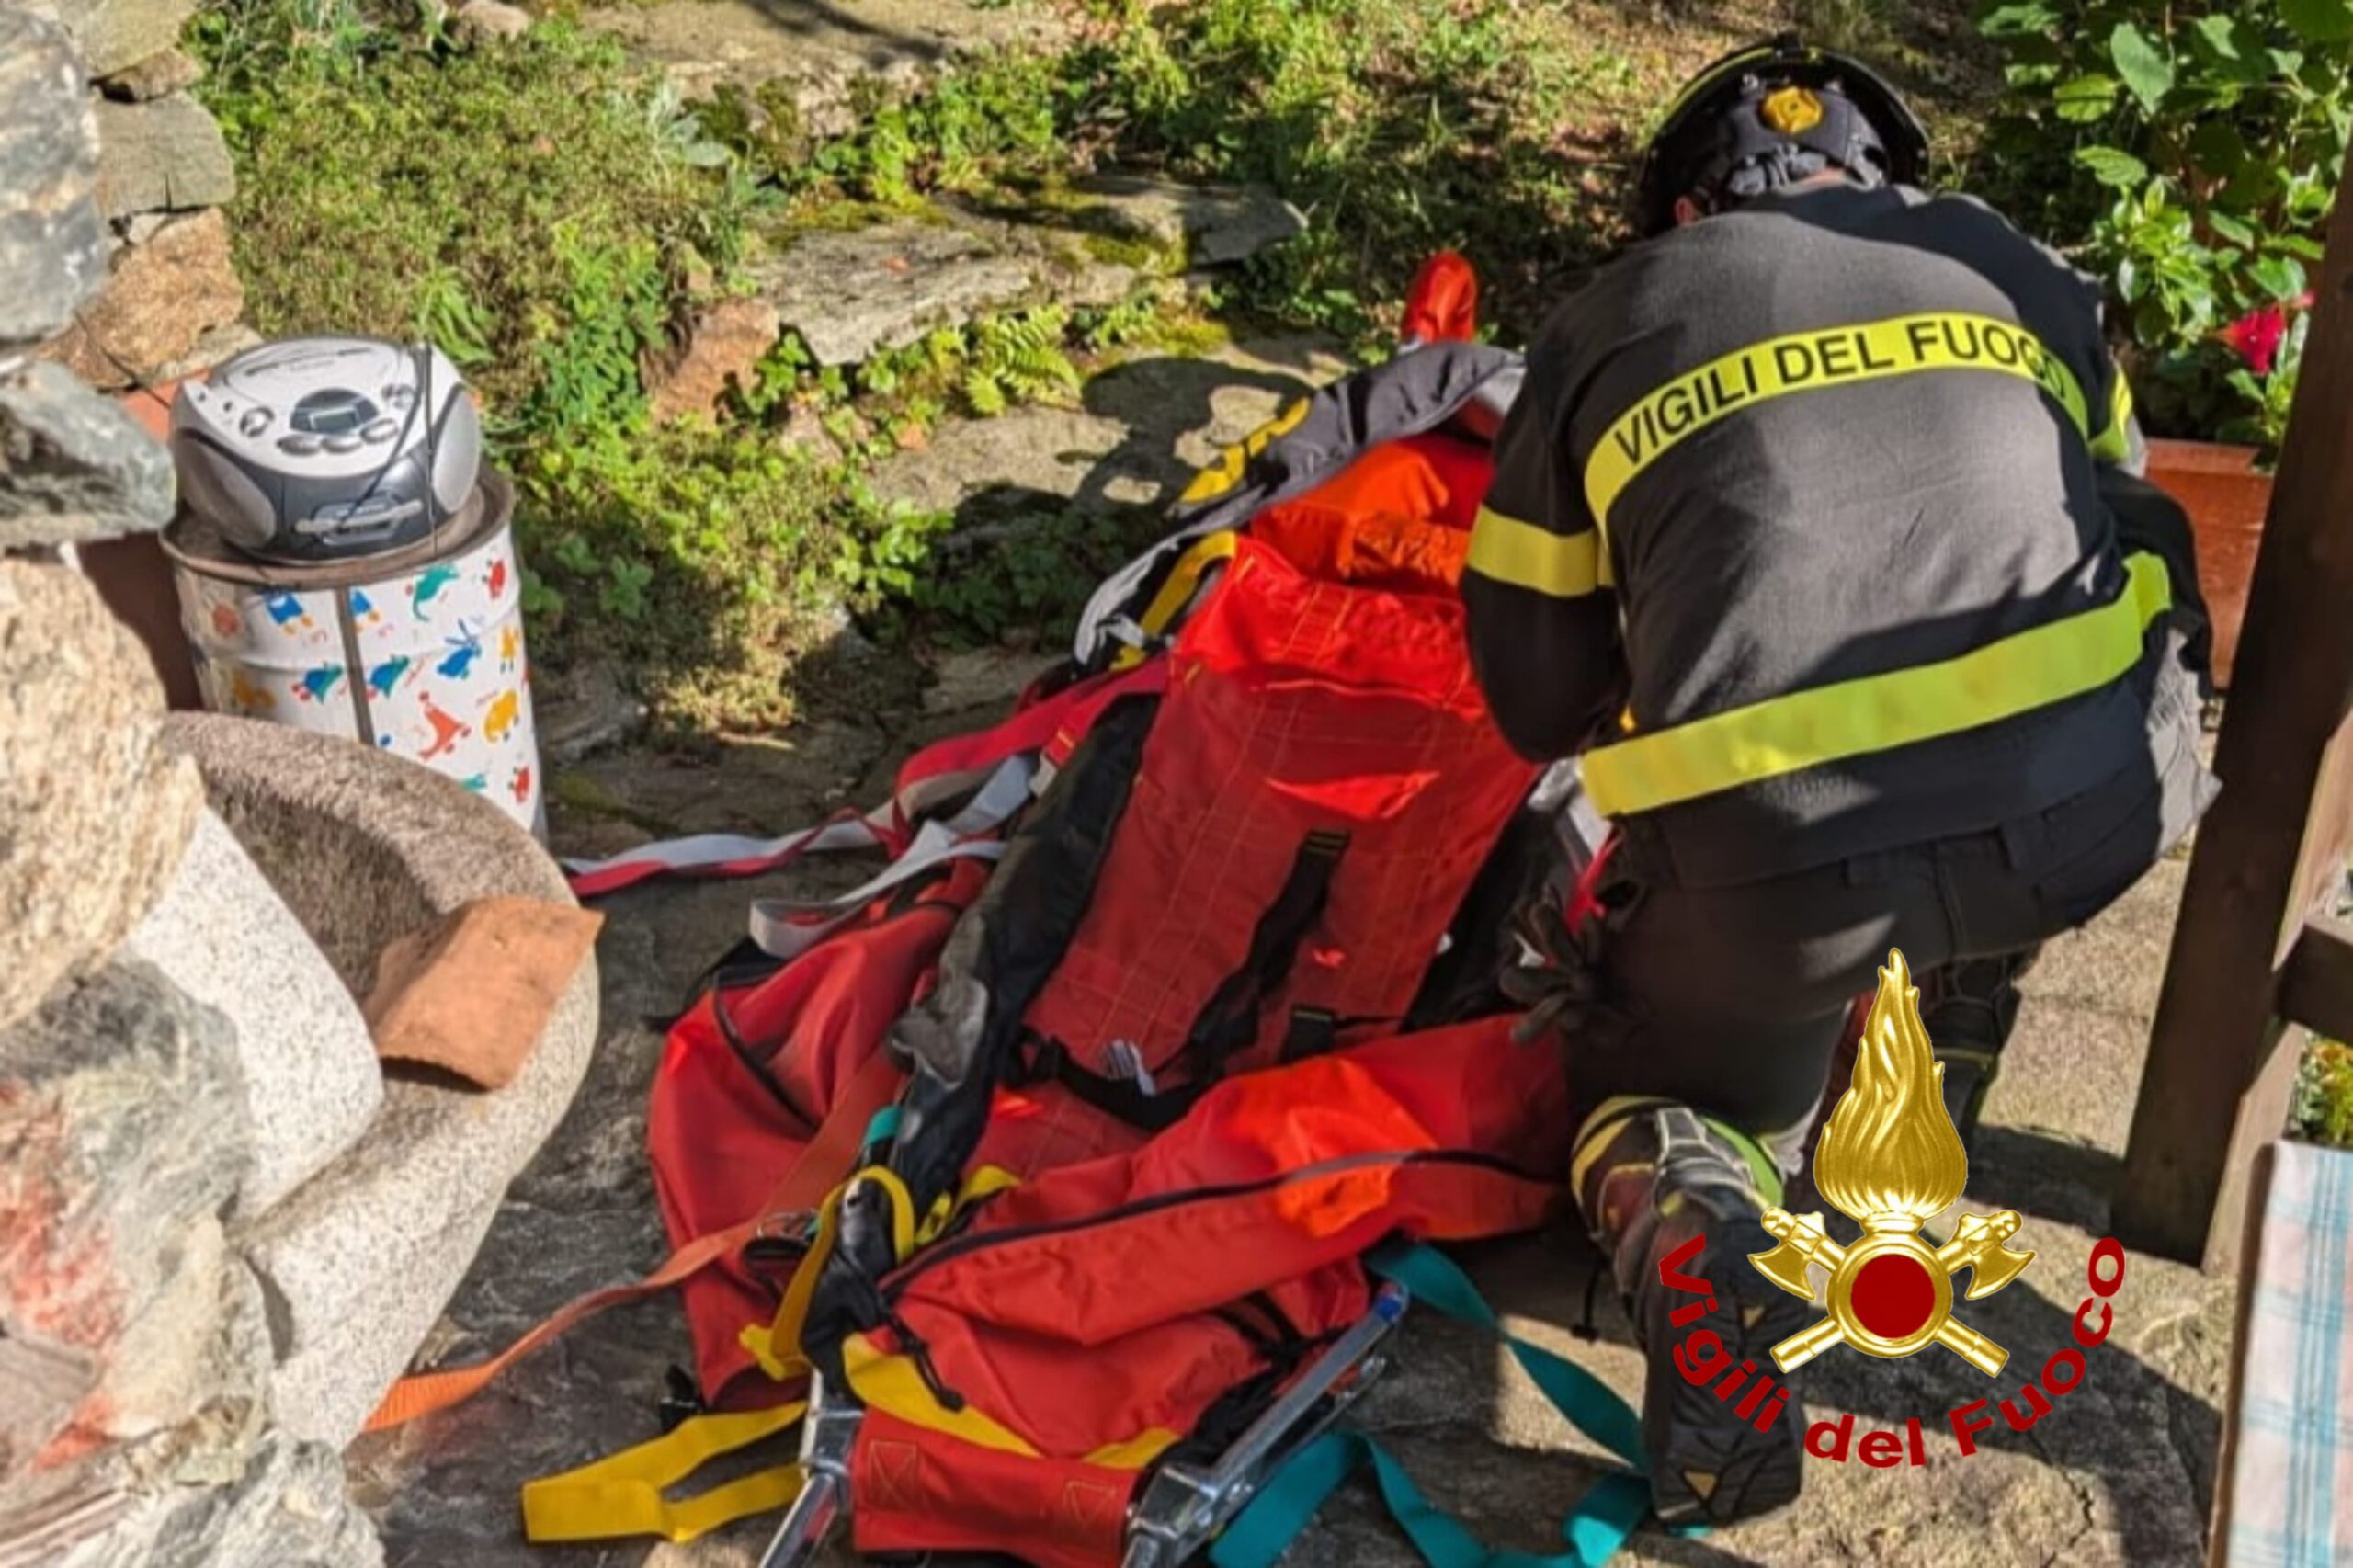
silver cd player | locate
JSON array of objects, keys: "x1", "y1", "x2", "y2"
[{"x1": 170, "y1": 335, "x2": 482, "y2": 563}]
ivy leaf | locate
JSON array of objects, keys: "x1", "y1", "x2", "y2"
[
  {"x1": 2075, "y1": 145, "x2": 2149, "y2": 187},
  {"x1": 2053, "y1": 74, "x2": 2120, "y2": 120},
  {"x1": 2283, "y1": 0, "x2": 2353, "y2": 43},
  {"x1": 2250, "y1": 255, "x2": 2310, "y2": 301},
  {"x1": 2188, "y1": 13, "x2": 2243, "y2": 59},
  {"x1": 2207, "y1": 211, "x2": 2258, "y2": 247},
  {"x1": 1977, "y1": 1, "x2": 2059, "y2": 34},
  {"x1": 2109, "y1": 23, "x2": 2174, "y2": 111}
]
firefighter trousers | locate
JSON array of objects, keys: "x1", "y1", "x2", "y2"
[{"x1": 1560, "y1": 677, "x2": 2212, "y2": 1167}]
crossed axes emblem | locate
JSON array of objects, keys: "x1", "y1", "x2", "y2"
[{"x1": 1747, "y1": 1209, "x2": 2035, "y2": 1375}]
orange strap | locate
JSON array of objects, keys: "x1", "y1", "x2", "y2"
[{"x1": 362, "y1": 1047, "x2": 907, "y2": 1432}]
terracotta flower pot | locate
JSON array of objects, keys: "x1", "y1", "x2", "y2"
[{"x1": 2145, "y1": 438, "x2": 2271, "y2": 688}]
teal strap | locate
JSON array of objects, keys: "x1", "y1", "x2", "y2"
[
  {"x1": 1368, "y1": 1440, "x2": 1649, "y2": 1568},
  {"x1": 860, "y1": 1106, "x2": 902, "y2": 1151},
  {"x1": 1211, "y1": 1241, "x2": 1654, "y2": 1568},
  {"x1": 1211, "y1": 1432, "x2": 1648, "y2": 1568},
  {"x1": 1367, "y1": 1242, "x2": 1644, "y2": 1472},
  {"x1": 1208, "y1": 1428, "x2": 1358, "y2": 1568}
]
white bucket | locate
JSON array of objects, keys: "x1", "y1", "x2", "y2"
[{"x1": 164, "y1": 469, "x2": 547, "y2": 836}]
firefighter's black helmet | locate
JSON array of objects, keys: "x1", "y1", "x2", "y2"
[{"x1": 1631, "y1": 33, "x2": 1930, "y2": 238}]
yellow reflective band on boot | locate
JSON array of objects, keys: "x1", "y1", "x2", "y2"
[
  {"x1": 1466, "y1": 507, "x2": 1609, "y2": 596},
  {"x1": 1698, "y1": 1115, "x2": 1785, "y2": 1210},
  {"x1": 1582, "y1": 312, "x2": 2095, "y2": 528},
  {"x1": 1582, "y1": 551, "x2": 2172, "y2": 817},
  {"x1": 520, "y1": 1403, "x2": 807, "y2": 1543},
  {"x1": 1568, "y1": 1095, "x2": 1678, "y2": 1196}
]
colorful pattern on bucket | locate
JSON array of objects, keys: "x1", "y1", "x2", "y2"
[{"x1": 176, "y1": 516, "x2": 543, "y2": 835}]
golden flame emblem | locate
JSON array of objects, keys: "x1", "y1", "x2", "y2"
[{"x1": 1745, "y1": 949, "x2": 2035, "y2": 1376}]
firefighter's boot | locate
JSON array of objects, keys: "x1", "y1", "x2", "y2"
[
  {"x1": 1918, "y1": 949, "x2": 2038, "y2": 1150},
  {"x1": 1574, "y1": 1100, "x2": 1810, "y2": 1528}
]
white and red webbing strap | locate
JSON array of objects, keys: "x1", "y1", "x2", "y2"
[
  {"x1": 742, "y1": 753, "x2": 1040, "y2": 958},
  {"x1": 560, "y1": 665, "x2": 1166, "y2": 901},
  {"x1": 746, "y1": 821, "x2": 1003, "y2": 960},
  {"x1": 561, "y1": 808, "x2": 896, "y2": 900}
]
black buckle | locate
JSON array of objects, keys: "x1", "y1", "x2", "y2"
[
  {"x1": 743, "y1": 1210, "x2": 822, "y2": 1274},
  {"x1": 657, "y1": 1365, "x2": 704, "y2": 1434}
]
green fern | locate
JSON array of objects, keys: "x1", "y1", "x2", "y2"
[
  {"x1": 963, "y1": 368, "x2": 1011, "y2": 416},
  {"x1": 961, "y1": 307, "x2": 1080, "y2": 415}
]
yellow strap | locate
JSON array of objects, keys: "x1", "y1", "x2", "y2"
[
  {"x1": 1179, "y1": 399, "x2": 1313, "y2": 506},
  {"x1": 916, "y1": 1163, "x2": 1023, "y2": 1246},
  {"x1": 1582, "y1": 312, "x2": 2094, "y2": 529},
  {"x1": 844, "y1": 1334, "x2": 1040, "y2": 1457},
  {"x1": 746, "y1": 1165, "x2": 922, "y2": 1380},
  {"x1": 842, "y1": 1335, "x2": 1182, "y2": 1469},
  {"x1": 1582, "y1": 551, "x2": 2172, "y2": 817},
  {"x1": 741, "y1": 1196, "x2": 836, "y2": 1382},
  {"x1": 540, "y1": 1159, "x2": 1029, "y2": 1545},
  {"x1": 2090, "y1": 369, "x2": 2134, "y2": 464},
  {"x1": 1465, "y1": 506, "x2": 1609, "y2": 597},
  {"x1": 748, "y1": 1162, "x2": 1018, "y2": 1380},
  {"x1": 1113, "y1": 531, "x2": 1241, "y2": 671},
  {"x1": 1084, "y1": 1426, "x2": 1186, "y2": 1470},
  {"x1": 520, "y1": 1403, "x2": 807, "y2": 1543}
]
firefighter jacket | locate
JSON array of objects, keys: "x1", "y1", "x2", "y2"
[{"x1": 1462, "y1": 180, "x2": 2211, "y2": 887}]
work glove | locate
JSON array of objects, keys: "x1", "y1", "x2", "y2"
[{"x1": 1496, "y1": 875, "x2": 1614, "y2": 1046}]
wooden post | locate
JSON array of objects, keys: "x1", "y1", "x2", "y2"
[{"x1": 2112, "y1": 142, "x2": 2353, "y2": 1268}]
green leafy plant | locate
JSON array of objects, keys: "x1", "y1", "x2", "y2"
[
  {"x1": 521, "y1": 228, "x2": 670, "y2": 438},
  {"x1": 961, "y1": 308, "x2": 1083, "y2": 415},
  {"x1": 902, "y1": 505, "x2": 1155, "y2": 644},
  {"x1": 517, "y1": 416, "x2": 955, "y2": 727},
  {"x1": 1975, "y1": 0, "x2": 2349, "y2": 450},
  {"x1": 2294, "y1": 1038, "x2": 2353, "y2": 1149},
  {"x1": 1050, "y1": 0, "x2": 1639, "y2": 348},
  {"x1": 196, "y1": 5, "x2": 731, "y2": 411}
]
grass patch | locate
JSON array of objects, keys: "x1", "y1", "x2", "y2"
[
  {"x1": 194, "y1": 0, "x2": 1997, "y2": 731},
  {"x1": 195, "y1": 8, "x2": 747, "y2": 411}
]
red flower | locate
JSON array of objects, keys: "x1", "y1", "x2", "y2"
[{"x1": 2220, "y1": 304, "x2": 2289, "y2": 375}]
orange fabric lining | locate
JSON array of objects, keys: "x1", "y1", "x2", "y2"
[{"x1": 1248, "y1": 431, "x2": 1492, "y2": 594}]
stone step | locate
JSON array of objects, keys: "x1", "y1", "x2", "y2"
[
  {"x1": 581, "y1": 0, "x2": 1065, "y2": 143},
  {"x1": 749, "y1": 178, "x2": 1306, "y2": 367},
  {"x1": 869, "y1": 333, "x2": 1350, "y2": 524}
]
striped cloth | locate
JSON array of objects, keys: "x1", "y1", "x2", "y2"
[{"x1": 2219, "y1": 1139, "x2": 2353, "y2": 1568}]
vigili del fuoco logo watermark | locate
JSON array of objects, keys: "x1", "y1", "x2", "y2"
[{"x1": 1657, "y1": 949, "x2": 2131, "y2": 1467}]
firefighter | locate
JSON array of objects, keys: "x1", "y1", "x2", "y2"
[{"x1": 1461, "y1": 35, "x2": 2214, "y2": 1527}]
